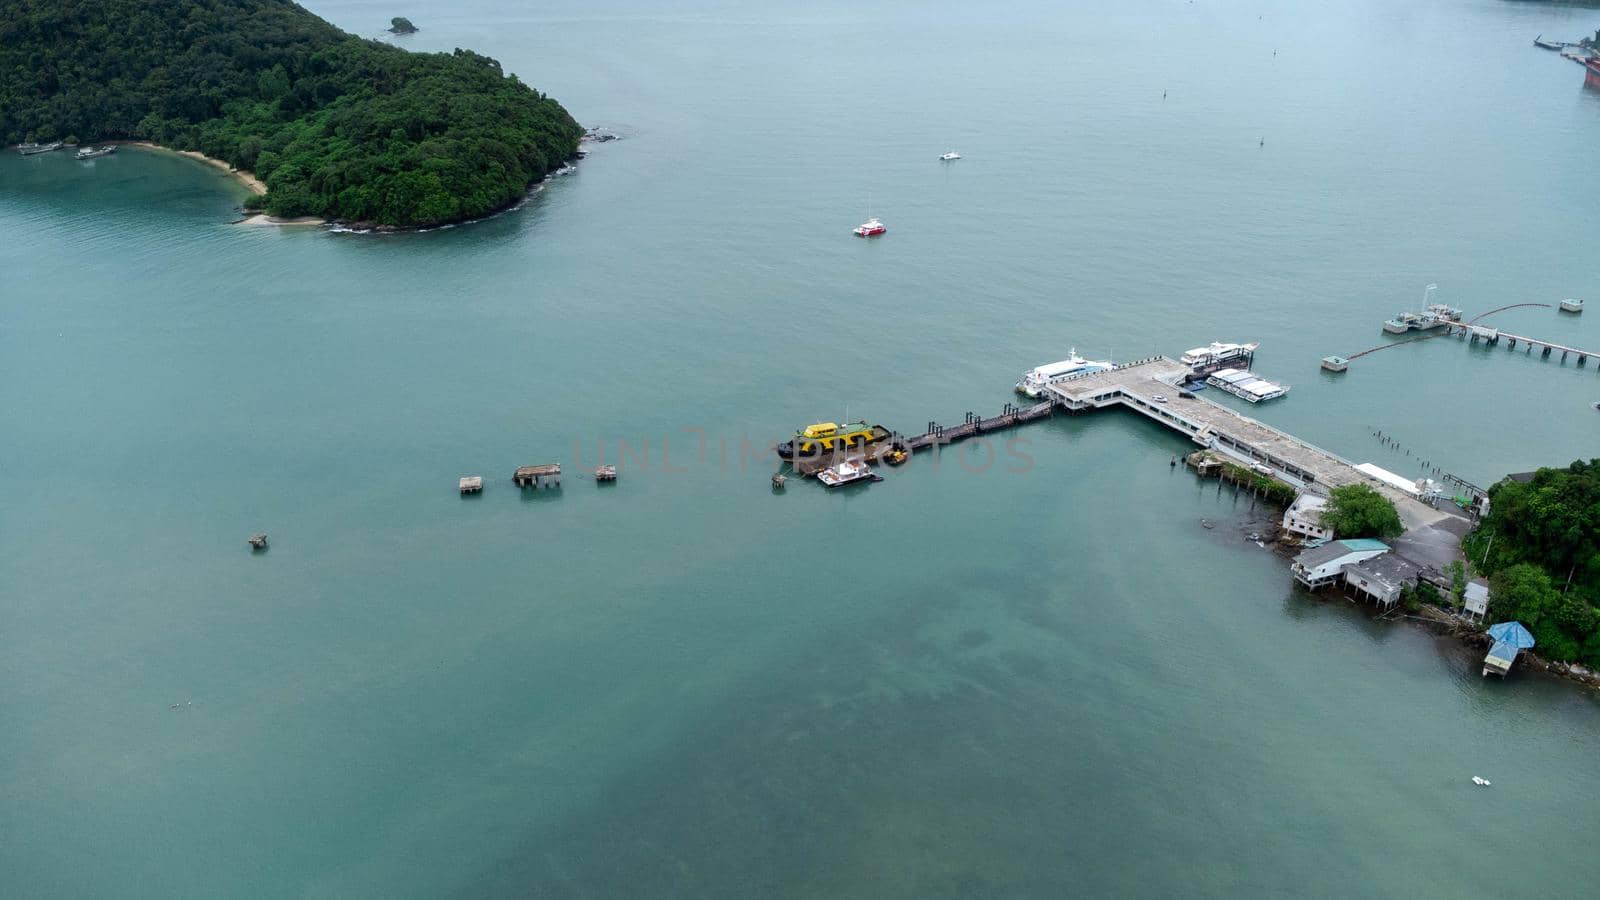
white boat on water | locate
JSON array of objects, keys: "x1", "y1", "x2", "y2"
[
  {"x1": 1207, "y1": 367, "x2": 1290, "y2": 402},
  {"x1": 1180, "y1": 341, "x2": 1259, "y2": 368},
  {"x1": 939, "y1": 151, "x2": 962, "y2": 161},
  {"x1": 75, "y1": 145, "x2": 116, "y2": 160},
  {"x1": 816, "y1": 457, "x2": 876, "y2": 488},
  {"x1": 1015, "y1": 349, "x2": 1116, "y2": 397},
  {"x1": 1560, "y1": 298, "x2": 1583, "y2": 313},
  {"x1": 853, "y1": 217, "x2": 886, "y2": 237}
]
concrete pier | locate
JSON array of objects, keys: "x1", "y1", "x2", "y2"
[
  {"x1": 1044, "y1": 358, "x2": 1452, "y2": 530},
  {"x1": 1446, "y1": 323, "x2": 1597, "y2": 365}
]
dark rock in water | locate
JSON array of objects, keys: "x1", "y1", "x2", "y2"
[{"x1": 388, "y1": 17, "x2": 418, "y2": 35}]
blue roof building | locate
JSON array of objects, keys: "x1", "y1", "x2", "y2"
[{"x1": 1483, "y1": 622, "x2": 1536, "y2": 677}]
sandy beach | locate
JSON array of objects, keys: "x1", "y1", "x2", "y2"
[
  {"x1": 119, "y1": 141, "x2": 267, "y2": 194},
  {"x1": 234, "y1": 213, "x2": 325, "y2": 226},
  {"x1": 115, "y1": 142, "x2": 332, "y2": 225}
]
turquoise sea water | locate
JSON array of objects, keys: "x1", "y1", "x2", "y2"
[{"x1": 4, "y1": 0, "x2": 1600, "y2": 896}]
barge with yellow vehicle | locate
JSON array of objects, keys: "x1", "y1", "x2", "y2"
[{"x1": 774, "y1": 421, "x2": 893, "y2": 460}]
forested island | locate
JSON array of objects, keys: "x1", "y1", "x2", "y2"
[
  {"x1": 1465, "y1": 461, "x2": 1600, "y2": 667},
  {"x1": 0, "y1": 0, "x2": 582, "y2": 227}
]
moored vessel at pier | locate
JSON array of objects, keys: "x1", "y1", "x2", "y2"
[
  {"x1": 816, "y1": 457, "x2": 877, "y2": 488},
  {"x1": 1015, "y1": 350, "x2": 1115, "y2": 397},
  {"x1": 1207, "y1": 367, "x2": 1290, "y2": 402},
  {"x1": 775, "y1": 421, "x2": 892, "y2": 459},
  {"x1": 1383, "y1": 284, "x2": 1461, "y2": 333},
  {"x1": 1180, "y1": 341, "x2": 1259, "y2": 371}
]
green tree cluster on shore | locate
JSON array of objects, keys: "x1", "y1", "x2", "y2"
[
  {"x1": 0, "y1": 0, "x2": 582, "y2": 226},
  {"x1": 1319, "y1": 484, "x2": 1403, "y2": 540},
  {"x1": 1465, "y1": 461, "x2": 1600, "y2": 665}
]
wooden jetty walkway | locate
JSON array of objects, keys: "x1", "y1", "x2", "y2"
[
  {"x1": 790, "y1": 400, "x2": 1053, "y2": 475},
  {"x1": 904, "y1": 401, "x2": 1054, "y2": 450}
]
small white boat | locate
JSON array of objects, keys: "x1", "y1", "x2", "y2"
[
  {"x1": 939, "y1": 151, "x2": 962, "y2": 161},
  {"x1": 853, "y1": 217, "x2": 886, "y2": 237},
  {"x1": 1471, "y1": 776, "x2": 1491, "y2": 787},
  {"x1": 1560, "y1": 298, "x2": 1583, "y2": 313},
  {"x1": 75, "y1": 145, "x2": 116, "y2": 160},
  {"x1": 816, "y1": 458, "x2": 876, "y2": 488}
]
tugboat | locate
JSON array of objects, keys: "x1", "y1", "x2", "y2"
[
  {"x1": 775, "y1": 421, "x2": 892, "y2": 459},
  {"x1": 853, "y1": 217, "x2": 886, "y2": 237},
  {"x1": 816, "y1": 457, "x2": 878, "y2": 488},
  {"x1": 75, "y1": 145, "x2": 116, "y2": 160}
]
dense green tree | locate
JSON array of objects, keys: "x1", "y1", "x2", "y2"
[
  {"x1": 1488, "y1": 564, "x2": 1586, "y2": 662},
  {"x1": 1319, "y1": 484, "x2": 1403, "y2": 540},
  {"x1": 1467, "y1": 461, "x2": 1600, "y2": 666},
  {"x1": 0, "y1": 0, "x2": 581, "y2": 226},
  {"x1": 390, "y1": 17, "x2": 418, "y2": 35}
]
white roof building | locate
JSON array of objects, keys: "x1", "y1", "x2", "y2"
[
  {"x1": 1282, "y1": 493, "x2": 1332, "y2": 541},
  {"x1": 1463, "y1": 580, "x2": 1490, "y2": 621}
]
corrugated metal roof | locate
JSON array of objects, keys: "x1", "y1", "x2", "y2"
[
  {"x1": 1340, "y1": 539, "x2": 1390, "y2": 552},
  {"x1": 1488, "y1": 621, "x2": 1536, "y2": 649},
  {"x1": 1294, "y1": 539, "x2": 1387, "y2": 569},
  {"x1": 1348, "y1": 554, "x2": 1421, "y2": 590},
  {"x1": 1294, "y1": 543, "x2": 1354, "y2": 568},
  {"x1": 1486, "y1": 640, "x2": 1521, "y2": 665}
]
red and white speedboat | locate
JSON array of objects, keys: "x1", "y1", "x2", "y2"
[{"x1": 852, "y1": 217, "x2": 886, "y2": 237}]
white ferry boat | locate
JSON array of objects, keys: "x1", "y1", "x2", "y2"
[
  {"x1": 1014, "y1": 350, "x2": 1116, "y2": 397},
  {"x1": 1206, "y1": 367, "x2": 1290, "y2": 402},
  {"x1": 1180, "y1": 341, "x2": 1259, "y2": 369},
  {"x1": 816, "y1": 458, "x2": 876, "y2": 488}
]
